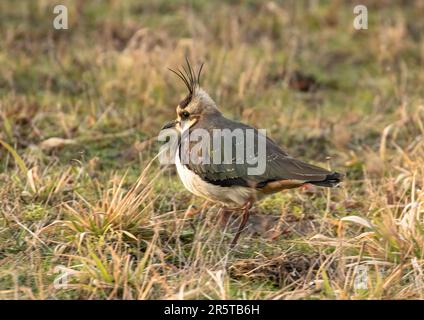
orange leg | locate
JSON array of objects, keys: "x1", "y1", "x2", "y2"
[
  {"x1": 217, "y1": 207, "x2": 229, "y2": 226},
  {"x1": 230, "y1": 200, "x2": 253, "y2": 248},
  {"x1": 217, "y1": 206, "x2": 238, "y2": 227}
]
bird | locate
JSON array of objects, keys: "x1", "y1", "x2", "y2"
[{"x1": 162, "y1": 59, "x2": 343, "y2": 247}]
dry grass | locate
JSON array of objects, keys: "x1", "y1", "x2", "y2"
[{"x1": 1, "y1": 0, "x2": 424, "y2": 299}]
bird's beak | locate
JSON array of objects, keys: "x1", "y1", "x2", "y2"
[{"x1": 161, "y1": 119, "x2": 179, "y2": 130}]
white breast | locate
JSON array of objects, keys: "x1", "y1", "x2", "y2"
[{"x1": 175, "y1": 151, "x2": 255, "y2": 207}]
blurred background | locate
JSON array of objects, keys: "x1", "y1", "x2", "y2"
[
  {"x1": 1, "y1": 0, "x2": 423, "y2": 170},
  {"x1": 1, "y1": 0, "x2": 424, "y2": 299}
]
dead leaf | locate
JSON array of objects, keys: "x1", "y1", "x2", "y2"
[
  {"x1": 39, "y1": 137, "x2": 77, "y2": 150},
  {"x1": 27, "y1": 166, "x2": 40, "y2": 193},
  {"x1": 341, "y1": 216, "x2": 374, "y2": 229}
]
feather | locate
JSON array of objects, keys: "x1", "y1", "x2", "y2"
[
  {"x1": 182, "y1": 114, "x2": 343, "y2": 189},
  {"x1": 168, "y1": 59, "x2": 205, "y2": 109}
]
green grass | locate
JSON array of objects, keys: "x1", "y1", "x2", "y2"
[{"x1": 1, "y1": 0, "x2": 424, "y2": 299}]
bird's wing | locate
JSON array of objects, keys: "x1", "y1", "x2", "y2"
[{"x1": 183, "y1": 116, "x2": 337, "y2": 188}]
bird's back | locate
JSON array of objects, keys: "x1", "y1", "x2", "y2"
[{"x1": 185, "y1": 113, "x2": 342, "y2": 191}]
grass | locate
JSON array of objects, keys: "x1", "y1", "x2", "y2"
[{"x1": 1, "y1": 0, "x2": 424, "y2": 299}]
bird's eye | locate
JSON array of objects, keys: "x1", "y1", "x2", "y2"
[{"x1": 180, "y1": 111, "x2": 190, "y2": 119}]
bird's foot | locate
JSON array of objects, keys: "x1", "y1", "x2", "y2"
[{"x1": 229, "y1": 200, "x2": 253, "y2": 248}]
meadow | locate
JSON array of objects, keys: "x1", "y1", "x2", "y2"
[{"x1": 0, "y1": 0, "x2": 424, "y2": 299}]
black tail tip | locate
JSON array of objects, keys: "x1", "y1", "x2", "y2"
[{"x1": 312, "y1": 172, "x2": 344, "y2": 187}]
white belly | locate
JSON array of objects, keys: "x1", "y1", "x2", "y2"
[{"x1": 175, "y1": 152, "x2": 255, "y2": 207}]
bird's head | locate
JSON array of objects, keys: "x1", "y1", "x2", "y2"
[{"x1": 162, "y1": 60, "x2": 221, "y2": 133}]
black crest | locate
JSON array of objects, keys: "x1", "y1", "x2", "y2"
[{"x1": 169, "y1": 58, "x2": 204, "y2": 108}]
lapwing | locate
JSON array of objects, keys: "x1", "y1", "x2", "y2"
[{"x1": 162, "y1": 60, "x2": 343, "y2": 247}]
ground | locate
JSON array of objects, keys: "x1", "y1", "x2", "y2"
[{"x1": 0, "y1": 0, "x2": 424, "y2": 299}]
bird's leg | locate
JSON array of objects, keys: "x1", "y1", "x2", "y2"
[
  {"x1": 230, "y1": 200, "x2": 253, "y2": 248},
  {"x1": 217, "y1": 207, "x2": 228, "y2": 226},
  {"x1": 217, "y1": 206, "x2": 237, "y2": 227}
]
